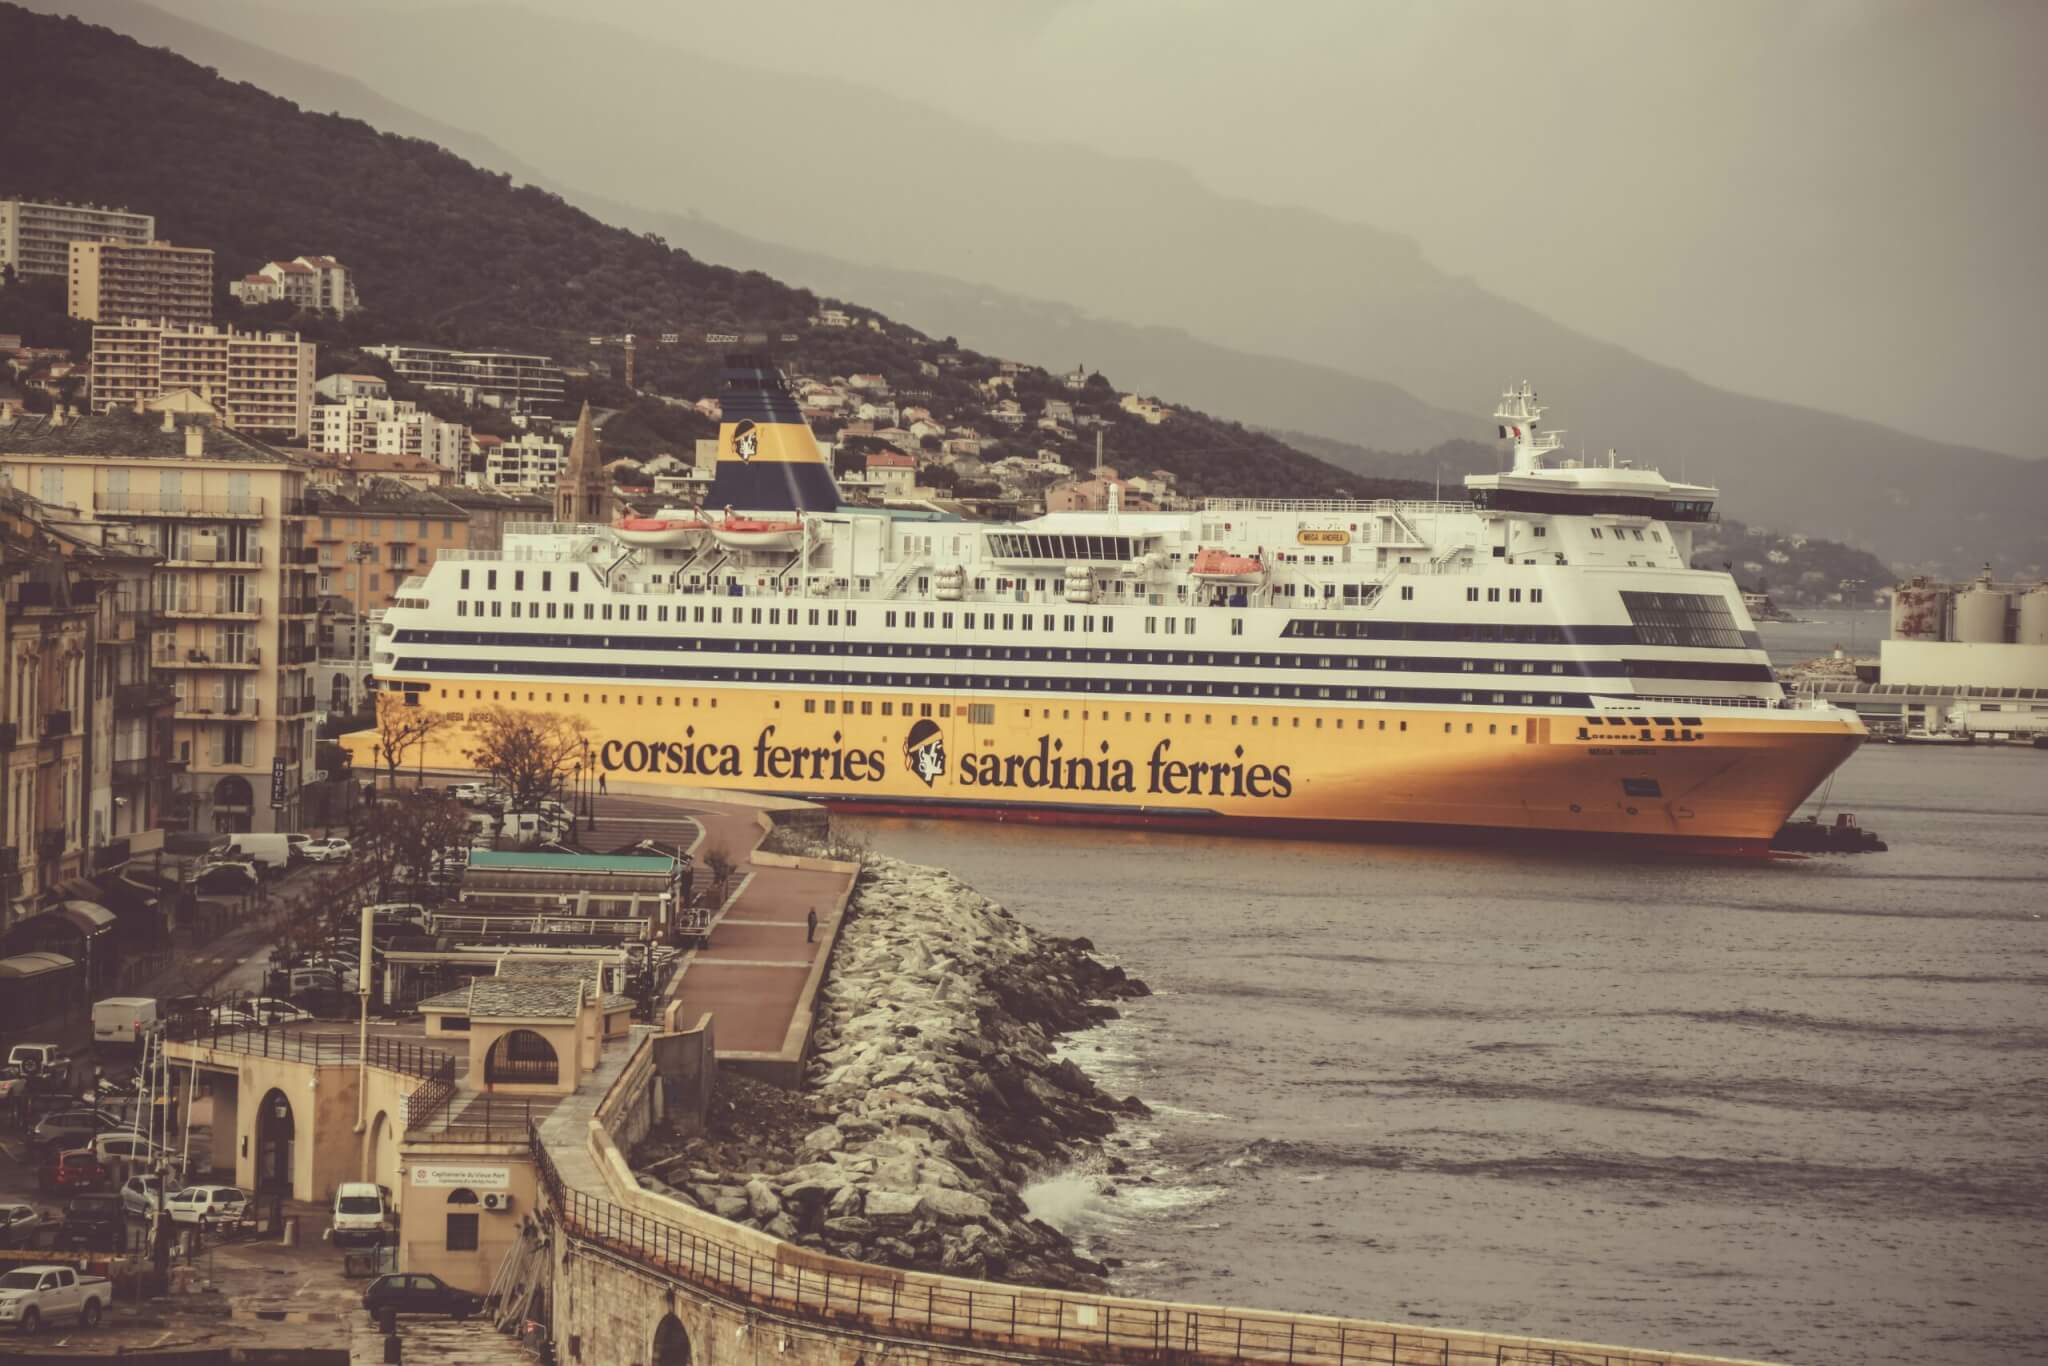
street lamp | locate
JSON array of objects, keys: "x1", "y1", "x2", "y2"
[{"x1": 581, "y1": 737, "x2": 595, "y2": 832}]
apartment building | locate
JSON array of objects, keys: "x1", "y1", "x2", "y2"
[
  {"x1": 2, "y1": 511, "x2": 95, "y2": 916},
  {"x1": 362, "y1": 344, "x2": 565, "y2": 412},
  {"x1": 0, "y1": 199, "x2": 154, "y2": 281},
  {"x1": 90, "y1": 321, "x2": 316, "y2": 439},
  {"x1": 437, "y1": 485, "x2": 550, "y2": 554},
  {"x1": 229, "y1": 256, "x2": 361, "y2": 318},
  {"x1": 307, "y1": 480, "x2": 468, "y2": 715},
  {"x1": 68, "y1": 239, "x2": 215, "y2": 326},
  {"x1": 0, "y1": 409, "x2": 321, "y2": 836},
  {"x1": 468, "y1": 430, "x2": 565, "y2": 491},
  {"x1": 310, "y1": 396, "x2": 470, "y2": 475}
]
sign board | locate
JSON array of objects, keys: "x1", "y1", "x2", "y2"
[
  {"x1": 1298, "y1": 529, "x2": 1350, "y2": 546},
  {"x1": 270, "y1": 756, "x2": 288, "y2": 808},
  {"x1": 410, "y1": 1165, "x2": 510, "y2": 1190}
]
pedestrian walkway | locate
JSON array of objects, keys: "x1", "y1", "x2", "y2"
[{"x1": 598, "y1": 787, "x2": 856, "y2": 1080}]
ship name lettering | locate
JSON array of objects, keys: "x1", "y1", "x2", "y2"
[
  {"x1": 600, "y1": 735, "x2": 741, "y2": 777},
  {"x1": 752, "y1": 725, "x2": 885, "y2": 784},
  {"x1": 1145, "y1": 739, "x2": 1292, "y2": 799}
]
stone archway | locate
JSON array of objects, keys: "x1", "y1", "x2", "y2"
[
  {"x1": 651, "y1": 1314, "x2": 692, "y2": 1366},
  {"x1": 255, "y1": 1087, "x2": 295, "y2": 1194},
  {"x1": 484, "y1": 1029, "x2": 559, "y2": 1086}
]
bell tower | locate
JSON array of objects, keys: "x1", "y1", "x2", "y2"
[{"x1": 554, "y1": 401, "x2": 609, "y2": 524}]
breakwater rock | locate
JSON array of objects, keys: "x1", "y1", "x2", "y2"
[{"x1": 633, "y1": 854, "x2": 1149, "y2": 1290}]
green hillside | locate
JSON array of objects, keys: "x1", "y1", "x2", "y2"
[{"x1": 0, "y1": 3, "x2": 1423, "y2": 503}]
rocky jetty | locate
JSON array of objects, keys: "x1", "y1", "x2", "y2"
[{"x1": 632, "y1": 854, "x2": 1149, "y2": 1289}]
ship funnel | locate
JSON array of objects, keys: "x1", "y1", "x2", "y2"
[{"x1": 705, "y1": 354, "x2": 842, "y2": 514}]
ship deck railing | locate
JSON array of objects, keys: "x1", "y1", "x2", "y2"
[{"x1": 1201, "y1": 497, "x2": 1477, "y2": 515}]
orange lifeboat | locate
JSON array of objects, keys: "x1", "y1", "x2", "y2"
[
  {"x1": 1188, "y1": 548, "x2": 1265, "y2": 582},
  {"x1": 711, "y1": 506, "x2": 804, "y2": 550},
  {"x1": 612, "y1": 512, "x2": 707, "y2": 546}
]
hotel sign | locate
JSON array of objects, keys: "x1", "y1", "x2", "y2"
[
  {"x1": 1297, "y1": 529, "x2": 1350, "y2": 545},
  {"x1": 411, "y1": 1165, "x2": 510, "y2": 1190}
]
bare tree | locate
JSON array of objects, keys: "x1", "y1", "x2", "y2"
[
  {"x1": 461, "y1": 704, "x2": 593, "y2": 810},
  {"x1": 373, "y1": 693, "x2": 455, "y2": 792},
  {"x1": 703, "y1": 844, "x2": 736, "y2": 909},
  {"x1": 358, "y1": 790, "x2": 474, "y2": 901}
]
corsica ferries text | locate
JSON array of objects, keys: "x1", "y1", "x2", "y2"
[{"x1": 599, "y1": 727, "x2": 1294, "y2": 800}]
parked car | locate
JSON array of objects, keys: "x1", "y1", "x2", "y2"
[
  {"x1": 93, "y1": 1131, "x2": 167, "y2": 1167},
  {"x1": 447, "y1": 782, "x2": 490, "y2": 805},
  {"x1": 361, "y1": 1272, "x2": 483, "y2": 1321},
  {"x1": 28, "y1": 1109, "x2": 123, "y2": 1153},
  {"x1": 6, "y1": 1043, "x2": 69, "y2": 1078},
  {"x1": 0, "y1": 1263, "x2": 113, "y2": 1333},
  {"x1": 330, "y1": 1182, "x2": 393, "y2": 1248},
  {"x1": 0, "y1": 1205, "x2": 42, "y2": 1250},
  {"x1": 301, "y1": 836, "x2": 352, "y2": 863},
  {"x1": 38, "y1": 1149, "x2": 109, "y2": 1195},
  {"x1": 164, "y1": 1186, "x2": 247, "y2": 1226},
  {"x1": 242, "y1": 998, "x2": 314, "y2": 1025},
  {"x1": 118, "y1": 1175, "x2": 164, "y2": 1218},
  {"x1": 194, "y1": 860, "x2": 259, "y2": 893},
  {"x1": 207, "y1": 1005, "x2": 260, "y2": 1031},
  {"x1": 55, "y1": 1195, "x2": 125, "y2": 1252}
]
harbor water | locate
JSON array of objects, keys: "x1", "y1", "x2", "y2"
[{"x1": 845, "y1": 734, "x2": 2048, "y2": 1366}]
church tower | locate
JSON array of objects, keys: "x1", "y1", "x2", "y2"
[{"x1": 554, "y1": 401, "x2": 609, "y2": 524}]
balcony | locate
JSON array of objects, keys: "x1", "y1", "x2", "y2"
[
  {"x1": 279, "y1": 643, "x2": 317, "y2": 666},
  {"x1": 44, "y1": 708, "x2": 74, "y2": 738},
  {"x1": 115, "y1": 681, "x2": 176, "y2": 715},
  {"x1": 113, "y1": 755, "x2": 158, "y2": 782},
  {"x1": 278, "y1": 596, "x2": 321, "y2": 617},
  {"x1": 285, "y1": 546, "x2": 320, "y2": 565},
  {"x1": 36, "y1": 828, "x2": 66, "y2": 861},
  {"x1": 96, "y1": 492, "x2": 266, "y2": 519},
  {"x1": 276, "y1": 693, "x2": 316, "y2": 717},
  {"x1": 166, "y1": 547, "x2": 264, "y2": 570},
  {"x1": 283, "y1": 497, "x2": 310, "y2": 518},
  {"x1": 172, "y1": 697, "x2": 261, "y2": 721},
  {"x1": 153, "y1": 645, "x2": 261, "y2": 669},
  {"x1": 160, "y1": 596, "x2": 263, "y2": 621}
]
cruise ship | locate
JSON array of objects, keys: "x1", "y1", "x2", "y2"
[{"x1": 360, "y1": 361, "x2": 1864, "y2": 854}]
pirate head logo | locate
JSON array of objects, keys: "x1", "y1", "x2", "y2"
[
  {"x1": 903, "y1": 718, "x2": 946, "y2": 786},
  {"x1": 732, "y1": 420, "x2": 758, "y2": 462}
]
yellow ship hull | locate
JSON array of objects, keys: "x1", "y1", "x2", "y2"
[{"x1": 350, "y1": 679, "x2": 1864, "y2": 856}]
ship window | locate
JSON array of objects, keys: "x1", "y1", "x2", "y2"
[
  {"x1": 457, "y1": 601, "x2": 467, "y2": 617},
  {"x1": 1509, "y1": 589, "x2": 1522, "y2": 603},
  {"x1": 847, "y1": 612, "x2": 857, "y2": 626},
  {"x1": 487, "y1": 570, "x2": 498, "y2": 590},
  {"x1": 1532, "y1": 589, "x2": 1544, "y2": 603},
  {"x1": 1533, "y1": 526, "x2": 1547, "y2": 538},
  {"x1": 514, "y1": 571, "x2": 525, "y2": 591},
  {"x1": 1400, "y1": 586, "x2": 1414, "y2": 601},
  {"x1": 460, "y1": 570, "x2": 471, "y2": 590},
  {"x1": 1590, "y1": 528, "x2": 1603, "y2": 539},
  {"x1": 804, "y1": 699, "x2": 815, "y2": 713},
  {"x1": 920, "y1": 704, "x2": 932, "y2": 717}
]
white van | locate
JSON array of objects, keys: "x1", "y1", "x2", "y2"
[
  {"x1": 499, "y1": 811, "x2": 568, "y2": 846},
  {"x1": 330, "y1": 1182, "x2": 393, "y2": 1247},
  {"x1": 92, "y1": 997, "x2": 159, "y2": 1049},
  {"x1": 212, "y1": 833, "x2": 293, "y2": 875}
]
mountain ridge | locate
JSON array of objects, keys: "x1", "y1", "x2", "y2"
[{"x1": 77, "y1": 0, "x2": 2044, "y2": 575}]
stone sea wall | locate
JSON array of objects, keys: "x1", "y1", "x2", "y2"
[{"x1": 633, "y1": 853, "x2": 1149, "y2": 1289}]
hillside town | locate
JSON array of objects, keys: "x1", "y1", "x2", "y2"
[{"x1": 0, "y1": 193, "x2": 1213, "y2": 905}]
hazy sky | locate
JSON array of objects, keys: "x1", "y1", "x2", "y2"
[{"x1": 508, "y1": 0, "x2": 2045, "y2": 457}]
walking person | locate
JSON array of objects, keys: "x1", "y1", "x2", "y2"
[
  {"x1": 597, "y1": 771, "x2": 607, "y2": 795},
  {"x1": 806, "y1": 907, "x2": 818, "y2": 944}
]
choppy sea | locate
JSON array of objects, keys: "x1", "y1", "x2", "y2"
[{"x1": 844, "y1": 612, "x2": 2048, "y2": 1365}]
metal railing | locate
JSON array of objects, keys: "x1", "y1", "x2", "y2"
[
  {"x1": 533, "y1": 1121, "x2": 1663, "y2": 1366},
  {"x1": 406, "y1": 1094, "x2": 539, "y2": 1142},
  {"x1": 1202, "y1": 497, "x2": 1477, "y2": 516},
  {"x1": 96, "y1": 492, "x2": 266, "y2": 518}
]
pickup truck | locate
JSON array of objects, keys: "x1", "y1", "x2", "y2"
[{"x1": 0, "y1": 1264, "x2": 113, "y2": 1333}]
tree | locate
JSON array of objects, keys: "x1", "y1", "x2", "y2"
[
  {"x1": 358, "y1": 790, "x2": 473, "y2": 902},
  {"x1": 462, "y1": 704, "x2": 593, "y2": 810},
  {"x1": 372, "y1": 693, "x2": 455, "y2": 792},
  {"x1": 702, "y1": 844, "x2": 736, "y2": 909}
]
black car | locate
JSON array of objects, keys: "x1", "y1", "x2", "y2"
[
  {"x1": 58, "y1": 1195, "x2": 125, "y2": 1252},
  {"x1": 361, "y1": 1272, "x2": 483, "y2": 1320}
]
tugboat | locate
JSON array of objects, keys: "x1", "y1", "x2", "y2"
[{"x1": 1772, "y1": 812, "x2": 1888, "y2": 853}]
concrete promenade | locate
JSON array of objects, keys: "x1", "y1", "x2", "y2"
[{"x1": 584, "y1": 784, "x2": 857, "y2": 1080}]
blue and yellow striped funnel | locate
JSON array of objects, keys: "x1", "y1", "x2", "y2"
[{"x1": 706, "y1": 355, "x2": 842, "y2": 514}]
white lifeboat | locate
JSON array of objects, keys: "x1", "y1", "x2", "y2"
[
  {"x1": 612, "y1": 510, "x2": 708, "y2": 546},
  {"x1": 1188, "y1": 547, "x2": 1265, "y2": 582},
  {"x1": 710, "y1": 505, "x2": 804, "y2": 550}
]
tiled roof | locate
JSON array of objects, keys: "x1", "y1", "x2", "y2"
[
  {"x1": 305, "y1": 477, "x2": 466, "y2": 516},
  {"x1": 468, "y1": 978, "x2": 585, "y2": 1019},
  {"x1": 417, "y1": 986, "x2": 471, "y2": 1012},
  {"x1": 0, "y1": 411, "x2": 307, "y2": 464},
  {"x1": 601, "y1": 993, "x2": 634, "y2": 1013},
  {"x1": 496, "y1": 958, "x2": 604, "y2": 994}
]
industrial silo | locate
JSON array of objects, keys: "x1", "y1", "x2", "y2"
[
  {"x1": 1889, "y1": 578, "x2": 1948, "y2": 641},
  {"x1": 1952, "y1": 571, "x2": 2011, "y2": 644},
  {"x1": 2016, "y1": 584, "x2": 2048, "y2": 647}
]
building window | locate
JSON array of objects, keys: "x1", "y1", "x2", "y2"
[{"x1": 445, "y1": 1189, "x2": 480, "y2": 1251}]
